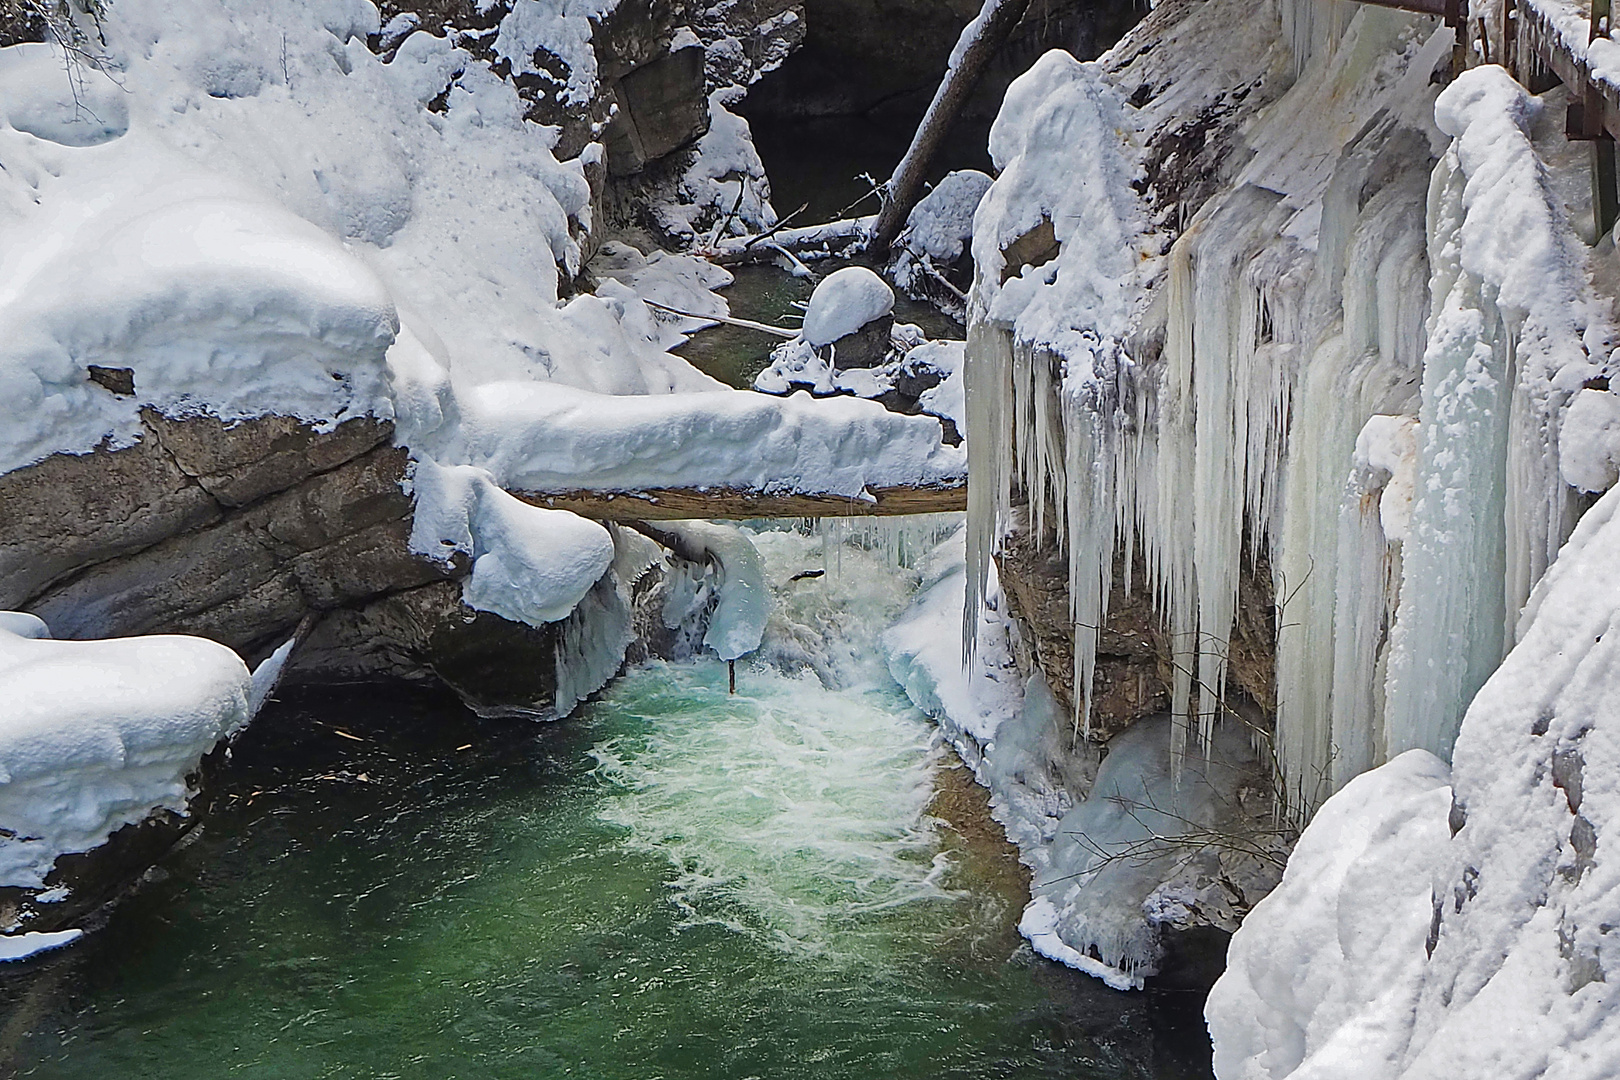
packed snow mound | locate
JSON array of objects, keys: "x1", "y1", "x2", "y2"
[
  {"x1": 1208, "y1": 482, "x2": 1620, "y2": 1078},
  {"x1": 801, "y1": 267, "x2": 895, "y2": 347},
  {"x1": 0, "y1": 617, "x2": 251, "y2": 888}
]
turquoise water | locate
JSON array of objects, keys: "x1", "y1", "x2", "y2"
[{"x1": 1, "y1": 540, "x2": 1211, "y2": 1078}]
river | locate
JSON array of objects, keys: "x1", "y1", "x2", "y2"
[{"x1": 2, "y1": 527, "x2": 1212, "y2": 1078}]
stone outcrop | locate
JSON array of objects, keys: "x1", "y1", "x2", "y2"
[
  {"x1": 741, "y1": 0, "x2": 1141, "y2": 128},
  {"x1": 0, "y1": 412, "x2": 586, "y2": 718}
]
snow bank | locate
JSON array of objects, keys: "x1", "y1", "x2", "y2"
[
  {"x1": 1210, "y1": 480, "x2": 1620, "y2": 1078},
  {"x1": 800, "y1": 266, "x2": 895, "y2": 348},
  {"x1": 0, "y1": 617, "x2": 251, "y2": 888},
  {"x1": 1207, "y1": 750, "x2": 1453, "y2": 1079}
]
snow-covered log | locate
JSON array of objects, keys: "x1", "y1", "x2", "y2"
[{"x1": 514, "y1": 482, "x2": 967, "y2": 521}]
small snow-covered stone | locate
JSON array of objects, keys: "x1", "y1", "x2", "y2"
[{"x1": 801, "y1": 267, "x2": 895, "y2": 348}]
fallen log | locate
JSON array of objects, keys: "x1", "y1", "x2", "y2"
[
  {"x1": 704, "y1": 215, "x2": 875, "y2": 266},
  {"x1": 869, "y1": 0, "x2": 1033, "y2": 253},
  {"x1": 511, "y1": 483, "x2": 967, "y2": 521}
]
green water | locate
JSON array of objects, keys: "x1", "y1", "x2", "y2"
[{"x1": 2, "y1": 663, "x2": 1211, "y2": 1079}]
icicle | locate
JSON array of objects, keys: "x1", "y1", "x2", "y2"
[{"x1": 964, "y1": 320, "x2": 1015, "y2": 665}]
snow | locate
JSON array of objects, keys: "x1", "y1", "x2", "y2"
[
  {"x1": 0, "y1": 929, "x2": 84, "y2": 962},
  {"x1": 409, "y1": 461, "x2": 615, "y2": 628},
  {"x1": 1206, "y1": 749, "x2": 1454, "y2": 1080},
  {"x1": 752, "y1": 332, "x2": 965, "y2": 435},
  {"x1": 1019, "y1": 897, "x2": 1142, "y2": 991},
  {"x1": 800, "y1": 266, "x2": 895, "y2": 347},
  {"x1": 0, "y1": 616, "x2": 251, "y2": 888},
  {"x1": 0, "y1": 42, "x2": 129, "y2": 146},
  {"x1": 1210, "y1": 480, "x2": 1620, "y2": 1078},
  {"x1": 1560, "y1": 387, "x2": 1620, "y2": 493}
]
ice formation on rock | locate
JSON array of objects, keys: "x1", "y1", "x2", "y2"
[
  {"x1": 959, "y1": 0, "x2": 1620, "y2": 986},
  {"x1": 1210, "y1": 480, "x2": 1620, "y2": 1078}
]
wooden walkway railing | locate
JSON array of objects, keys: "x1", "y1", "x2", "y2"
[{"x1": 1354, "y1": 0, "x2": 1620, "y2": 231}]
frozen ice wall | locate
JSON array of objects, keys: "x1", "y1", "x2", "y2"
[
  {"x1": 967, "y1": 0, "x2": 1612, "y2": 822},
  {"x1": 959, "y1": 0, "x2": 1620, "y2": 988}
]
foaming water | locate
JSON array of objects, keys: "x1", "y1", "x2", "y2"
[{"x1": 593, "y1": 663, "x2": 950, "y2": 957}]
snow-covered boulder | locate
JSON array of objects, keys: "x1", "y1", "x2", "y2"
[
  {"x1": 801, "y1": 266, "x2": 896, "y2": 367},
  {"x1": 0, "y1": 616, "x2": 252, "y2": 890},
  {"x1": 889, "y1": 169, "x2": 992, "y2": 315}
]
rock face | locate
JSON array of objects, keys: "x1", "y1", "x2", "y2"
[
  {"x1": 742, "y1": 0, "x2": 1141, "y2": 127},
  {"x1": 0, "y1": 412, "x2": 612, "y2": 721}
]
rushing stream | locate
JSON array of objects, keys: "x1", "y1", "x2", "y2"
[{"x1": 2, "y1": 530, "x2": 1212, "y2": 1079}]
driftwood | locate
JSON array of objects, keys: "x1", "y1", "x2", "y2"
[
  {"x1": 869, "y1": 0, "x2": 1033, "y2": 252},
  {"x1": 511, "y1": 482, "x2": 967, "y2": 521}
]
